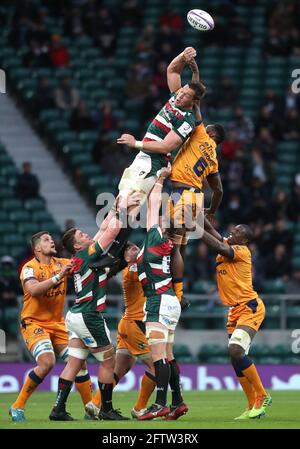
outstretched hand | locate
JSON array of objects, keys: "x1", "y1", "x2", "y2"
[
  {"x1": 183, "y1": 47, "x2": 197, "y2": 62},
  {"x1": 117, "y1": 134, "x2": 136, "y2": 148}
]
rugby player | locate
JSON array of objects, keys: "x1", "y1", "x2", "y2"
[
  {"x1": 136, "y1": 166, "x2": 188, "y2": 421},
  {"x1": 49, "y1": 192, "x2": 140, "y2": 421},
  {"x1": 202, "y1": 219, "x2": 272, "y2": 419},
  {"x1": 9, "y1": 232, "x2": 94, "y2": 422},
  {"x1": 98, "y1": 47, "x2": 205, "y2": 264},
  {"x1": 169, "y1": 97, "x2": 225, "y2": 302},
  {"x1": 87, "y1": 252, "x2": 157, "y2": 419}
]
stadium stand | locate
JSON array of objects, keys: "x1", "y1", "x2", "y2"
[{"x1": 0, "y1": 0, "x2": 299, "y2": 345}]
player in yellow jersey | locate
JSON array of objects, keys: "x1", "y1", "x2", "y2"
[
  {"x1": 201, "y1": 219, "x2": 272, "y2": 420},
  {"x1": 87, "y1": 257, "x2": 156, "y2": 419},
  {"x1": 9, "y1": 231, "x2": 95, "y2": 422},
  {"x1": 169, "y1": 98, "x2": 225, "y2": 302}
]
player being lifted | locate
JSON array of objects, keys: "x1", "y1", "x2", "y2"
[
  {"x1": 9, "y1": 232, "x2": 94, "y2": 422},
  {"x1": 97, "y1": 47, "x2": 205, "y2": 265},
  {"x1": 136, "y1": 166, "x2": 188, "y2": 421},
  {"x1": 117, "y1": 51, "x2": 225, "y2": 304},
  {"x1": 202, "y1": 219, "x2": 272, "y2": 420},
  {"x1": 49, "y1": 192, "x2": 140, "y2": 421}
]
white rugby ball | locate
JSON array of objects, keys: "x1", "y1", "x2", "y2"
[{"x1": 187, "y1": 9, "x2": 214, "y2": 31}]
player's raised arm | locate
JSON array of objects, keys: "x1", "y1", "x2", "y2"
[
  {"x1": 187, "y1": 57, "x2": 200, "y2": 83},
  {"x1": 96, "y1": 192, "x2": 141, "y2": 250},
  {"x1": 147, "y1": 167, "x2": 171, "y2": 231},
  {"x1": 24, "y1": 263, "x2": 73, "y2": 297},
  {"x1": 202, "y1": 227, "x2": 234, "y2": 258},
  {"x1": 167, "y1": 47, "x2": 197, "y2": 92},
  {"x1": 204, "y1": 216, "x2": 223, "y2": 241},
  {"x1": 117, "y1": 131, "x2": 183, "y2": 155},
  {"x1": 206, "y1": 173, "x2": 223, "y2": 217}
]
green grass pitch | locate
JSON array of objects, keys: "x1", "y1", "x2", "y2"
[{"x1": 1, "y1": 391, "x2": 300, "y2": 429}]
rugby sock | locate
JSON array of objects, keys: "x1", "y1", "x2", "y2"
[
  {"x1": 54, "y1": 378, "x2": 73, "y2": 412},
  {"x1": 75, "y1": 371, "x2": 93, "y2": 406},
  {"x1": 242, "y1": 363, "x2": 267, "y2": 398},
  {"x1": 173, "y1": 278, "x2": 183, "y2": 301},
  {"x1": 238, "y1": 376, "x2": 256, "y2": 409},
  {"x1": 92, "y1": 374, "x2": 119, "y2": 407},
  {"x1": 168, "y1": 359, "x2": 183, "y2": 406},
  {"x1": 134, "y1": 371, "x2": 156, "y2": 411},
  {"x1": 12, "y1": 369, "x2": 43, "y2": 409},
  {"x1": 154, "y1": 359, "x2": 170, "y2": 407},
  {"x1": 98, "y1": 382, "x2": 113, "y2": 412}
]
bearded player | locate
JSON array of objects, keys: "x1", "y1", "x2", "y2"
[
  {"x1": 202, "y1": 219, "x2": 272, "y2": 420},
  {"x1": 9, "y1": 231, "x2": 94, "y2": 422}
]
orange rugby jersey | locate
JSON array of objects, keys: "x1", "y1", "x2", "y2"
[
  {"x1": 216, "y1": 245, "x2": 258, "y2": 306},
  {"x1": 20, "y1": 257, "x2": 70, "y2": 323},
  {"x1": 171, "y1": 123, "x2": 218, "y2": 189},
  {"x1": 122, "y1": 263, "x2": 146, "y2": 321}
]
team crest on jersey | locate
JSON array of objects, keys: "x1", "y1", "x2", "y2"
[{"x1": 88, "y1": 243, "x2": 96, "y2": 255}]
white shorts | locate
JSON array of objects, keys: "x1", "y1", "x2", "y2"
[
  {"x1": 144, "y1": 294, "x2": 181, "y2": 331},
  {"x1": 118, "y1": 151, "x2": 161, "y2": 198},
  {"x1": 66, "y1": 310, "x2": 111, "y2": 348}
]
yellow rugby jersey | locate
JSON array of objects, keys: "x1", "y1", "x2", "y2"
[
  {"x1": 216, "y1": 245, "x2": 258, "y2": 306},
  {"x1": 171, "y1": 123, "x2": 218, "y2": 189},
  {"x1": 122, "y1": 263, "x2": 146, "y2": 321},
  {"x1": 20, "y1": 257, "x2": 70, "y2": 322}
]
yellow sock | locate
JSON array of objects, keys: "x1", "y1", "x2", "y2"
[
  {"x1": 134, "y1": 372, "x2": 156, "y2": 411},
  {"x1": 75, "y1": 378, "x2": 93, "y2": 406},
  {"x1": 92, "y1": 388, "x2": 101, "y2": 407},
  {"x1": 242, "y1": 364, "x2": 267, "y2": 398},
  {"x1": 92, "y1": 378, "x2": 117, "y2": 407},
  {"x1": 12, "y1": 370, "x2": 42, "y2": 409},
  {"x1": 173, "y1": 280, "x2": 183, "y2": 301},
  {"x1": 238, "y1": 376, "x2": 256, "y2": 409}
]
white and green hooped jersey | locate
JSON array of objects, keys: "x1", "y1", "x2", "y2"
[
  {"x1": 137, "y1": 225, "x2": 176, "y2": 301},
  {"x1": 143, "y1": 91, "x2": 196, "y2": 162},
  {"x1": 71, "y1": 242, "x2": 107, "y2": 313}
]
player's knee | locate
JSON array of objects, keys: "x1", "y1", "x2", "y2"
[
  {"x1": 37, "y1": 354, "x2": 55, "y2": 374},
  {"x1": 228, "y1": 344, "x2": 245, "y2": 361}
]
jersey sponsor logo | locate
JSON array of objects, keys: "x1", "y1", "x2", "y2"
[
  {"x1": 23, "y1": 267, "x2": 35, "y2": 280},
  {"x1": 177, "y1": 121, "x2": 193, "y2": 138},
  {"x1": 82, "y1": 336, "x2": 94, "y2": 346},
  {"x1": 34, "y1": 327, "x2": 45, "y2": 335},
  {"x1": 88, "y1": 243, "x2": 96, "y2": 255}
]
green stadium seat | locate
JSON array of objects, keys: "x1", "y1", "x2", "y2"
[
  {"x1": 18, "y1": 223, "x2": 41, "y2": 234},
  {"x1": 39, "y1": 109, "x2": 61, "y2": 123},
  {"x1": 32, "y1": 211, "x2": 54, "y2": 222},
  {"x1": 1, "y1": 199, "x2": 23, "y2": 211},
  {"x1": 55, "y1": 130, "x2": 78, "y2": 145},
  {"x1": 9, "y1": 210, "x2": 31, "y2": 222},
  {"x1": 24, "y1": 198, "x2": 46, "y2": 211},
  {"x1": 78, "y1": 165, "x2": 101, "y2": 178},
  {"x1": 46, "y1": 119, "x2": 69, "y2": 133},
  {"x1": 2, "y1": 234, "x2": 24, "y2": 245},
  {"x1": 69, "y1": 153, "x2": 92, "y2": 168},
  {"x1": 262, "y1": 279, "x2": 285, "y2": 293}
]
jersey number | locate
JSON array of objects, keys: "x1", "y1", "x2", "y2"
[
  {"x1": 193, "y1": 156, "x2": 208, "y2": 177},
  {"x1": 162, "y1": 256, "x2": 171, "y2": 274},
  {"x1": 74, "y1": 274, "x2": 82, "y2": 293}
]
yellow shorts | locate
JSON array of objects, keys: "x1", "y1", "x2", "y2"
[
  {"x1": 226, "y1": 297, "x2": 265, "y2": 335},
  {"x1": 117, "y1": 318, "x2": 150, "y2": 357},
  {"x1": 168, "y1": 188, "x2": 203, "y2": 229},
  {"x1": 20, "y1": 318, "x2": 69, "y2": 352}
]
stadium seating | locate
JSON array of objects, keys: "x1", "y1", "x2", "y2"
[{"x1": 0, "y1": 0, "x2": 299, "y2": 338}]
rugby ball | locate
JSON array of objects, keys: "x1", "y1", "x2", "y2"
[{"x1": 187, "y1": 9, "x2": 214, "y2": 31}]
